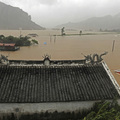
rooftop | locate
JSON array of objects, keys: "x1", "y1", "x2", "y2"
[
  {"x1": 0, "y1": 63, "x2": 119, "y2": 103},
  {"x1": 0, "y1": 43, "x2": 15, "y2": 47}
]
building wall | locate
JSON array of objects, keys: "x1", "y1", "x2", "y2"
[
  {"x1": 0, "y1": 100, "x2": 120, "y2": 114},
  {"x1": 0, "y1": 101, "x2": 98, "y2": 114}
]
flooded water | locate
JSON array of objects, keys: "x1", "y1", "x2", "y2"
[{"x1": 0, "y1": 30, "x2": 120, "y2": 85}]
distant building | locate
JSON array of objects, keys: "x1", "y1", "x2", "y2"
[
  {"x1": 0, "y1": 43, "x2": 20, "y2": 51},
  {"x1": 0, "y1": 59, "x2": 120, "y2": 114}
]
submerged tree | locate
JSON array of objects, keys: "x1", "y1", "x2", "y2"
[
  {"x1": 61, "y1": 27, "x2": 65, "y2": 36},
  {"x1": 0, "y1": 35, "x2": 38, "y2": 46},
  {"x1": 31, "y1": 39, "x2": 39, "y2": 45},
  {"x1": 0, "y1": 35, "x2": 5, "y2": 40},
  {"x1": 80, "y1": 30, "x2": 82, "y2": 35}
]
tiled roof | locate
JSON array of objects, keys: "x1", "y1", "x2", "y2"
[{"x1": 0, "y1": 63, "x2": 119, "y2": 103}]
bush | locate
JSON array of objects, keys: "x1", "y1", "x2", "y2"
[{"x1": 0, "y1": 35, "x2": 38, "y2": 46}]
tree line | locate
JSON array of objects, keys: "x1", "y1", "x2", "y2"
[{"x1": 0, "y1": 35, "x2": 38, "y2": 46}]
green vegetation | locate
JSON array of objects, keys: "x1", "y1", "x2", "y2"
[
  {"x1": 58, "y1": 30, "x2": 119, "y2": 36},
  {"x1": 31, "y1": 39, "x2": 39, "y2": 45},
  {"x1": 100, "y1": 28, "x2": 120, "y2": 32},
  {"x1": 61, "y1": 27, "x2": 66, "y2": 36},
  {"x1": 80, "y1": 30, "x2": 82, "y2": 35},
  {"x1": 83, "y1": 99, "x2": 120, "y2": 120},
  {"x1": 0, "y1": 35, "x2": 39, "y2": 46},
  {"x1": 0, "y1": 99, "x2": 120, "y2": 120},
  {"x1": 58, "y1": 32, "x2": 114, "y2": 36}
]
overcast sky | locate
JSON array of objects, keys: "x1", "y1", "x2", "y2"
[{"x1": 0, "y1": 0, "x2": 120, "y2": 28}]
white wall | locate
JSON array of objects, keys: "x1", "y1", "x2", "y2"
[
  {"x1": 0, "y1": 99, "x2": 120, "y2": 114},
  {"x1": 0, "y1": 101, "x2": 97, "y2": 114}
]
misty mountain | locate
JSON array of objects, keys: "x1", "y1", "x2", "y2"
[
  {"x1": 0, "y1": 2, "x2": 44, "y2": 30},
  {"x1": 56, "y1": 13, "x2": 120, "y2": 30}
]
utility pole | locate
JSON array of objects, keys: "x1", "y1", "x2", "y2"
[{"x1": 112, "y1": 40, "x2": 115, "y2": 52}]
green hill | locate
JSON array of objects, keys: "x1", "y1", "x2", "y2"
[{"x1": 0, "y1": 2, "x2": 45, "y2": 30}]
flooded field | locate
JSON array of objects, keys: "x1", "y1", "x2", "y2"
[{"x1": 0, "y1": 30, "x2": 120, "y2": 85}]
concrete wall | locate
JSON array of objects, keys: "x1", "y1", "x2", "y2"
[
  {"x1": 0, "y1": 100, "x2": 120, "y2": 114},
  {"x1": 0, "y1": 101, "x2": 98, "y2": 114}
]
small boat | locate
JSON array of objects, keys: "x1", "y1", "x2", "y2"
[{"x1": 115, "y1": 70, "x2": 120, "y2": 75}]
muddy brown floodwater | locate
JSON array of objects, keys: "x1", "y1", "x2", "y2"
[{"x1": 0, "y1": 30, "x2": 120, "y2": 85}]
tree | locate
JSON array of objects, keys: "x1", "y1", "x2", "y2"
[
  {"x1": 0, "y1": 35, "x2": 5, "y2": 39},
  {"x1": 0, "y1": 35, "x2": 38, "y2": 46},
  {"x1": 61, "y1": 27, "x2": 65, "y2": 36},
  {"x1": 83, "y1": 100, "x2": 120, "y2": 120},
  {"x1": 80, "y1": 30, "x2": 82, "y2": 35},
  {"x1": 31, "y1": 39, "x2": 39, "y2": 44}
]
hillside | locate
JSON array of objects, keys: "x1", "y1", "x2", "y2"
[
  {"x1": 0, "y1": 2, "x2": 44, "y2": 30},
  {"x1": 56, "y1": 13, "x2": 120, "y2": 30}
]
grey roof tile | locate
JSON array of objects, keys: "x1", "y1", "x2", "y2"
[{"x1": 0, "y1": 63, "x2": 119, "y2": 103}]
